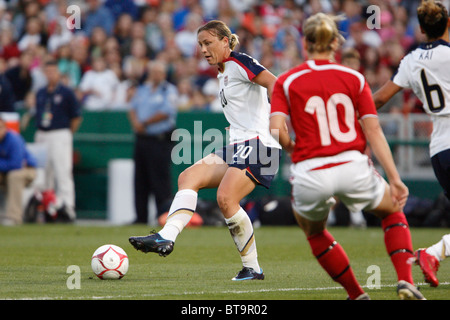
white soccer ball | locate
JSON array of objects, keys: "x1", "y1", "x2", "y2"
[{"x1": 91, "y1": 244, "x2": 129, "y2": 280}]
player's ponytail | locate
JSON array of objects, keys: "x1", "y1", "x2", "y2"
[
  {"x1": 229, "y1": 33, "x2": 240, "y2": 50},
  {"x1": 417, "y1": 0, "x2": 449, "y2": 40},
  {"x1": 315, "y1": 19, "x2": 334, "y2": 52},
  {"x1": 303, "y1": 13, "x2": 344, "y2": 54},
  {"x1": 198, "y1": 20, "x2": 240, "y2": 50}
]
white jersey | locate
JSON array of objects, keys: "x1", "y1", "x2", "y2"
[
  {"x1": 393, "y1": 39, "x2": 450, "y2": 156},
  {"x1": 217, "y1": 52, "x2": 280, "y2": 149}
]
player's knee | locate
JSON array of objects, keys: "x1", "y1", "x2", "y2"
[
  {"x1": 216, "y1": 189, "x2": 233, "y2": 213},
  {"x1": 178, "y1": 167, "x2": 202, "y2": 190},
  {"x1": 178, "y1": 169, "x2": 192, "y2": 188}
]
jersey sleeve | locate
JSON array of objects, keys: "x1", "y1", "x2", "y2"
[
  {"x1": 270, "y1": 77, "x2": 290, "y2": 116},
  {"x1": 392, "y1": 55, "x2": 411, "y2": 88},
  {"x1": 356, "y1": 80, "x2": 378, "y2": 118},
  {"x1": 231, "y1": 52, "x2": 266, "y2": 81}
]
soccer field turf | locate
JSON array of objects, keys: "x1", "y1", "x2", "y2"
[{"x1": 1, "y1": 224, "x2": 449, "y2": 301}]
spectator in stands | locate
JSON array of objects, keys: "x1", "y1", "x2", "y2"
[
  {"x1": 5, "y1": 49, "x2": 33, "y2": 108},
  {"x1": 340, "y1": 47, "x2": 361, "y2": 72},
  {"x1": 175, "y1": 77, "x2": 195, "y2": 111},
  {"x1": 122, "y1": 38, "x2": 150, "y2": 83},
  {"x1": 0, "y1": 117, "x2": 37, "y2": 226},
  {"x1": 172, "y1": 0, "x2": 203, "y2": 31},
  {"x1": 128, "y1": 59, "x2": 177, "y2": 224},
  {"x1": 78, "y1": 55, "x2": 120, "y2": 110},
  {"x1": 12, "y1": 0, "x2": 42, "y2": 41},
  {"x1": 81, "y1": 0, "x2": 115, "y2": 37},
  {"x1": 0, "y1": 57, "x2": 15, "y2": 112},
  {"x1": 104, "y1": 0, "x2": 139, "y2": 21},
  {"x1": 113, "y1": 12, "x2": 134, "y2": 54},
  {"x1": 0, "y1": 0, "x2": 10, "y2": 31},
  {"x1": 0, "y1": 28, "x2": 21, "y2": 62},
  {"x1": 17, "y1": 16, "x2": 46, "y2": 52},
  {"x1": 175, "y1": 12, "x2": 204, "y2": 57},
  {"x1": 88, "y1": 26, "x2": 108, "y2": 59},
  {"x1": 273, "y1": 12, "x2": 302, "y2": 55},
  {"x1": 47, "y1": 16, "x2": 73, "y2": 54},
  {"x1": 55, "y1": 44, "x2": 81, "y2": 89},
  {"x1": 110, "y1": 62, "x2": 136, "y2": 110},
  {"x1": 141, "y1": 5, "x2": 165, "y2": 54},
  {"x1": 103, "y1": 38, "x2": 123, "y2": 67},
  {"x1": 69, "y1": 35, "x2": 91, "y2": 75},
  {"x1": 34, "y1": 60, "x2": 82, "y2": 222}
]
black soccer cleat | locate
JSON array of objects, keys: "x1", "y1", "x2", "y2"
[
  {"x1": 129, "y1": 232, "x2": 174, "y2": 257},
  {"x1": 232, "y1": 267, "x2": 265, "y2": 281}
]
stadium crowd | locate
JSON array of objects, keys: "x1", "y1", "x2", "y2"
[{"x1": 0, "y1": 0, "x2": 442, "y2": 115}]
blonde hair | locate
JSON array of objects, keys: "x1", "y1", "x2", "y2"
[
  {"x1": 197, "y1": 20, "x2": 240, "y2": 50},
  {"x1": 303, "y1": 13, "x2": 344, "y2": 54}
]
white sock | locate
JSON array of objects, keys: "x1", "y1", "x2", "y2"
[
  {"x1": 225, "y1": 207, "x2": 261, "y2": 272},
  {"x1": 158, "y1": 189, "x2": 197, "y2": 242},
  {"x1": 350, "y1": 210, "x2": 366, "y2": 226},
  {"x1": 426, "y1": 234, "x2": 450, "y2": 262}
]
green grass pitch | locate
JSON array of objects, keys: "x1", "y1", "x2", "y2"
[{"x1": 1, "y1": 224, "x2": 449, "y2": 301}]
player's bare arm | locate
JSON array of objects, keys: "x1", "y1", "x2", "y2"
[
  {"x1": 361, "y1": 116, "x2": 408, "y2": 208},
  {"x1": 253, "y1": 69, "x2": 277, "y2": 99},
  {"x1": 372, "y1": 80, "x2": 403, "y2": 110},
  {"x1": 269, "y1": 114, "x2": 294, "y2": 154}
]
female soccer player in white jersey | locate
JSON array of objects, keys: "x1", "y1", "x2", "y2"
[
  {"x1": 373, "y1": 0, "x2": 450, "y2": 288},
  {"x1": 129, "y1": 20, "x2": 281, "y2": 281},
  {"x1": 270, "y1": 12, "x2": 424, "y2": 299}
]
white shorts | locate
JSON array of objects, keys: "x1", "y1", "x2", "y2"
[{"x1": 290, "y1": 151, "x2": 386, "y2": 221}]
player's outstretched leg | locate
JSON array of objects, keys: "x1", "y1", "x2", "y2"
[
  {"x1": 129, "y1": 189, "x2": 198, "y2": 257},
  {"x1": 129, "y1": 231, "x2": 174, "y2": 257}
]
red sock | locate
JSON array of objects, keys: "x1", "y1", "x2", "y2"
[
  {"x1": 381, "y1": 212, "x2": 414, "y2": 284},
  {"x1": 307, "y1": 230, "x2": 365, "y2": 300}
]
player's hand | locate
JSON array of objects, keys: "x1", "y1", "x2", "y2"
[
  {"x1": 389, "y1": 179, "x2": 409, "y2": 210},
  {"x1": 285, "y1": 140, "x2": 295, "y2": 155}
]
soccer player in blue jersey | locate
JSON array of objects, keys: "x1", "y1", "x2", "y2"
[
  {"x1": 373, "y1": 0, "x2": 450, "y2": 288},
  {"x1": 130, "y1": 20, "x2": 281, "y2": 281}
]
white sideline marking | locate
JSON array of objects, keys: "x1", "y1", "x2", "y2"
[{"x1": 3, "y1": 282, "x2": 449, "y2": 300}]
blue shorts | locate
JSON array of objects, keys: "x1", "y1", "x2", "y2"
[
  {"x1": 214, "y1": 138, "x2": 281, "y2": 189},
  {"x1": 431, "y1": 148, "x2": 450, "y2": 199}
]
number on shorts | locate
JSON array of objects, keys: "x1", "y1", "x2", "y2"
[
  {"x1": 305, "y1": 93, "x2": 357, "y2": 146},
  {"x1": 233, "y1": 145, "x2": 253, "y2": 159}
]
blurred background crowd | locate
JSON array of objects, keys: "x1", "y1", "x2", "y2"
[{"x1": 0, "y1": 0, "x2": 444, "y2": 116}]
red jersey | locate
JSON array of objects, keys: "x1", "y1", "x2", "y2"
[{"x1": 271, "y1": 60, "x2": 378, "y2": 163}]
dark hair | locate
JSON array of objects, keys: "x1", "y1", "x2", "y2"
[
  {"x1": 417, "y1": 0, "x2": 449, "y2": 40},
  {"x1": 44, "y1": 59, "x2": 59, "y2": 67}
]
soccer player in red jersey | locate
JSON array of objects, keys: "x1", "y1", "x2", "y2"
[{"x1": 270, "y1": 12, "x2": 424, "y2": 300}]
